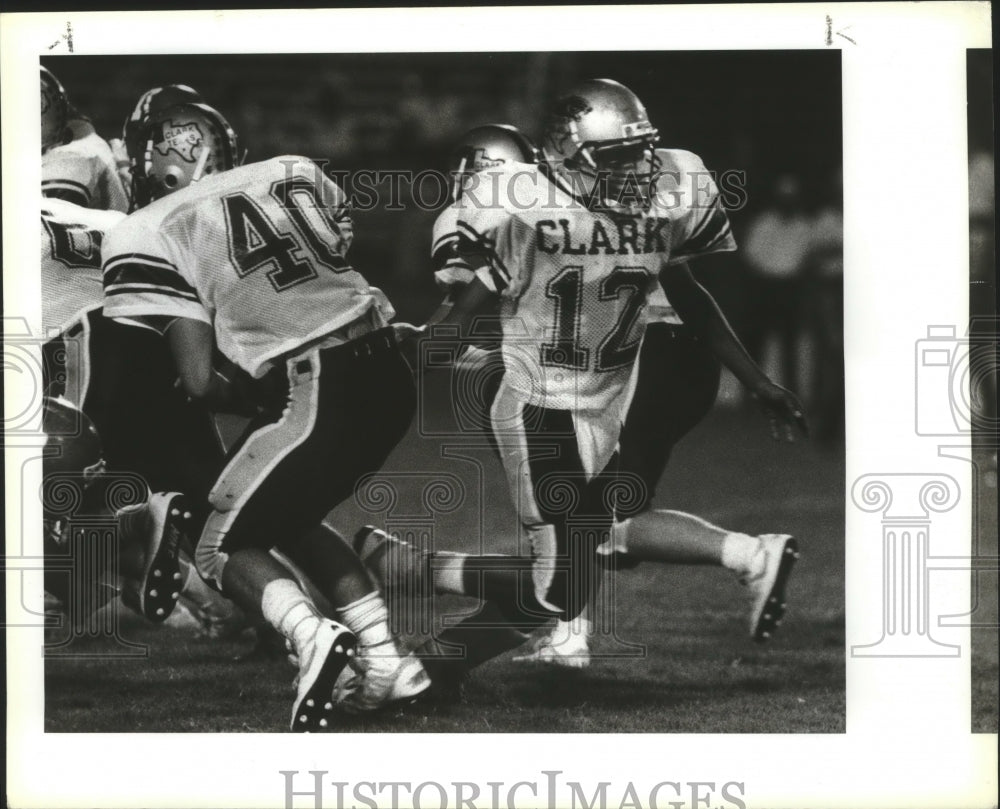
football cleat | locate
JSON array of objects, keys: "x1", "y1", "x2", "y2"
[
  {"x1": 335, "y1": 643, "x2": 431, "y2": 713},
  {"x1": 291, "y1": 620, "x2": 358, "y2": 731},
  {"x1": 744, "y1": 535, "x2": 799, "y2": 642},
  {"x1": 511, "y1": 618, "x2": 592, "y2": 668},
  {"x1": 353, "y1": 526, "x2": 431, "y2": 597},
  {"x1": 120, "y1": 493, "x2": 190, "y2": 623}
]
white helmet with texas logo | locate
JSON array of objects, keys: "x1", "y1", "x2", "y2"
[{"x1": 130, "y1": 101, "x2": 239, "y2": 208}]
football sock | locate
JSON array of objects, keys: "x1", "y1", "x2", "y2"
[
  {"x1": 432, "y1": 553, "x2": 470, "y2": 596},
  {"x1": 720, "y1": 533, "x2": 764, "y2": 578},
  {"x1": 337, "y1": 591, "x2": 393, "y2": 651},
  {"x1": 260, "y1": 578, "x2": 322, "y2": 653}
]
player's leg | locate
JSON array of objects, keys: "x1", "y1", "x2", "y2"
[
  {"x1": 198, "y1": 336, "x2": 430, "y2": 720},
  {"x1": 192, "y1": 368, "x2": 362, "y2": 729},
  {"x1": 612, "y1": 323, "x2": 799, "y2": 640}
]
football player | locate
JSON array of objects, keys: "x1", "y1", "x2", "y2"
[
  {"x1": 101, "y1": 100, "x2": 429, "y2": 729},
  {"x1": 40, "y1": 196, "x2": 200, "y2": 620},
  {"x1": 360, "y1": 81, "x2": 806, "y2": 672},
  {"x1": 109, "y1": 83, "x2": 207, "y2": 209},
  {"x1": 41, "y1": 66, "x2": 129, "y2": 212}
]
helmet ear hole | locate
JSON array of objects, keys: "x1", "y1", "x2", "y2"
[{"x1": 164, "y1": 173, "x2": 179, "y2": 188}]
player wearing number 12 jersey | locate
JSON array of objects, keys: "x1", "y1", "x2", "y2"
[
  {"x1": 409, "y1": 80, "x2": 738, "y2": 636},
  {"x1": 358, "y1": 81, "x2": 808, "y2": 676},
  {"x1": 102, "y1": 101, "x2": 429, "y2": 729}
]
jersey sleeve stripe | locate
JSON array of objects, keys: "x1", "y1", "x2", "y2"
[
  {"x1": 680, "y1": 205, "x2": 731, "y2": 255},
  {"x1": 104, "y1": 283, "x2": 200, "y2": 302},
  {"x1": 456, "y1": 221, "x2": 511, "y2": 285},
  {"x1": 42, "y1": 180, "x2": 91, "y2": 207},
  {"x1": 103, "y1": 253, "x2": 180, "y2": 274},
  {"x1": 431, "y1": 232, "x2": 460, "y2": 256},
  {"x1": 103, "y1": 261, "x2": 199, "y2": 299}
]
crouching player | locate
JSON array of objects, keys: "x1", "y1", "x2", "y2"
[{"x1": 101, "y1": 100, "x2": 428, "y2": 729}]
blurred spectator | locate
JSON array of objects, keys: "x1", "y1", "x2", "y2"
[
  {"x1": 803, "y1": 169, "x2": 844, "y2": 444},
  {"x1": 741, "y1": 174, "x2": 812, "y2": 394}
]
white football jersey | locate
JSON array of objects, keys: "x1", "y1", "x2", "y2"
[
  {"x1": 41, "y1": 198, "x2": 125, "y2": 333},
  {"x1": 102, "y1": 156, "x2": 384, "y2": 378},
  {"x1": 42, "y1": 126, "x2": 129, "y2": 213},
  {"x1": 453, "y1": 148, "x2": 735, "y2": 414}
]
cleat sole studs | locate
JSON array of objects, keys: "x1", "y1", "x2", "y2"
[
  {"x1": 319, "y1": 719, "x2": 328, "y2": 728},
  {"x1": 324, "y1": 702, "x2": 333, "y2": 710},
  {"x1": 156, "y1": 608, "x2": 165, "y2": 616},
  {"x1": 150, "y1": 590, "x2": 158, "y2": 598},
  {"x1": 153, "y1": 570, "x2": 162, "y2": 578}
]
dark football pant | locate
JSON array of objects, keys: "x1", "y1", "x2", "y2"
[
  {"x1": 195, "y1": 328, "x2": 415, "y2": 591},
  {"x1": 618, "y1": 321, "x2": 722, "y2": 511}
]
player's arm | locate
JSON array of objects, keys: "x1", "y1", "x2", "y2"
[
  {"x1": 660, "y1": 261, "x2": 808, "y2": 441},
  {"x1": 394, "y1": 264, "x2": 499, "y2": 373},
  {"x1": 163, "y1": 318, "x2": 260, "y2": 416}
]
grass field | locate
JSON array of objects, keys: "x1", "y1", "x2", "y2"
[{"x1": 44, "y1": 375, "x2": 865, "y2": 734}]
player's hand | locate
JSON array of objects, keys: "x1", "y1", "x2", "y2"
[
  {"x1": 392, "y1": 322, "x2": 427, "y2": 372},
  {"x1": 751, "y1": 381, "x2": 809, "y2": 442}
]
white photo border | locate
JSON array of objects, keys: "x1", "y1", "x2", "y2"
[{"x1": 3, "y1": 4, "x2": 995, "y2": 808}]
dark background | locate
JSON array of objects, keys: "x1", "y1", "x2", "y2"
[{"x1": 41, "y1": 51, "x2": 842, "y2": 326}]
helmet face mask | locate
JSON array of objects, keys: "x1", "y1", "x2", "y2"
[
  {"x1": 543, "y1": 79, "x2": 660, "y2": 213},
  {"x1": 448, "y1": 123, "x2": 541, "y2": 202},
  {"x1": 40, "y1": 67, "x2": 69, "y2": 154},
  {"x1": 130, "y1": 102, "x2": 238, "y2": 208}
]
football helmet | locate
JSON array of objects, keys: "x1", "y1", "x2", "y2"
[
  {"x1": 40, "y1": 66, "x2": 69, "y2": 154},
  {"x1": 130, "y1": 101, "x2": 238, "y2": 207},
  {"x1": 448, "y1": 123, "x2": 541, "y2": 201},
  {"x1": 542, "y1": 78, "x2": 660, "y2": 211},
  {"x1": 123, "y1": 84, "x2": 204, "y2": 165},
  {"x1": 42, "y1": 396, "x2": 105, "y2": 483}
]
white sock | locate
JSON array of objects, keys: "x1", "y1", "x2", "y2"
[
  {"x1": 608, "y1": 519, "x2": 631, "y2": 555},
  {"x1": 720, "y1": 533, "x2": 763, "y2": 578},
  {"x1": 337, "y1": 591, "x2": 393, "y2": 651},
  {"x1": 261, "y1": 578, "x2": 321, "y2": 653},
  {"x1": 432, "y1": 554, "x2": 468, "y2": 596}
]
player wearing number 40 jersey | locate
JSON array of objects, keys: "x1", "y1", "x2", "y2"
[{"x1": 101, "y1": 101, "x2": 429, "y2": 729}]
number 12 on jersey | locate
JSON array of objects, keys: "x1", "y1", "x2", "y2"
[{"x1": 540, "y1": 265, "x2": 648, "y2": 373}]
